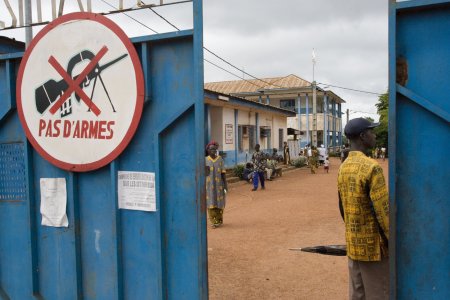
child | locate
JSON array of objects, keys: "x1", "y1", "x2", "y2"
[{"x1": 324, "y1": 157, "x2": 330, "y2": 173}]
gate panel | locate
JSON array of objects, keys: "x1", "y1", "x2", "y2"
[
  {"x1": 32, "y1": 158, "x2": 81, "y2": 299},
  {"x1": 0, "y1": 139, "x2": 33, "y2": 300},
  {"x1": 390, "y1": 1, "x2": 450, "y2": 299},
  {"x1": 0, "y1": 3, "x2": 206, "y2": 299}
]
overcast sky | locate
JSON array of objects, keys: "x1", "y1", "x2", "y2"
[{"x1": 0, "y1": 0, "x2": 388, "y2": 121}]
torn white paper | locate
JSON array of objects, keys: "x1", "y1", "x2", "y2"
[
  {"x1": 40, "y1": 178, "x2": 68, "y2": 227},
  {"x1": 118, "y1": 171, "x2": 156, "y2": 212}
]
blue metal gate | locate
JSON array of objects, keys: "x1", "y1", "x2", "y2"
[
  {"x1": 0, "y1": 1, "x2": 207, "y2": 299},
  {"x1": 389, "y1": 1, "x2": 450, "y2": 299}
]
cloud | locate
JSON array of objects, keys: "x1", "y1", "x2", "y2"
[
  {"x1": 203, "y1": 0, "x2": 388, "y2": 120},
  {"x1": 0, "y1": 0, "x2": 388, "y2": 120}
]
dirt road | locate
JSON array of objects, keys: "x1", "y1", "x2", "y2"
[{"x1": 208, "y1": 157, "x2": 389, "y2": 300}]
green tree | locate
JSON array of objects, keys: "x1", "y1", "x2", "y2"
[
  {"x1": 374, "y1": 91, "x2": 388, "y2": 148},
  {"x1": 375, "y1": 92, "x2": 388, "y2": 112}
]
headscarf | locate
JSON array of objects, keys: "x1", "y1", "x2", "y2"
[{"x1": 205, "y1": 140, "x2": 219, "y2": 150}]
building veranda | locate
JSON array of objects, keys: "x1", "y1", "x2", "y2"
[{"x1": 205, "y1": 74, "x2": 346, "y2": 168}]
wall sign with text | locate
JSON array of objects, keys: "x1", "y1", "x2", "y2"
[{"x1": 225, "y1": 124, "x2": 233, "y2": 144}]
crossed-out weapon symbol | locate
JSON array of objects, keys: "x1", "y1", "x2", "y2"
[{"x1": 36, "y1": 46, "x2": 128, "y2": 117}]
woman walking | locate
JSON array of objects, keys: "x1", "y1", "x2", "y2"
[
  {"x1": 205, "y1": 141, "x2": 228, "y2": 228},
  {"x1": 309, "y1": 146, "x2": 319, "y2": 174},
  {"x1": 283, "y1": 141, "x2": 290, "y2": 165}
]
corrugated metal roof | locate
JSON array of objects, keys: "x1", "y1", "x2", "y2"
[
  {"x1": 0, "y1": 36, "x2": 25, "y2": 54},
  {"x1": 204, "y1": 74, "x2": 311, "y2": 95},
  {"x1": 205, "y1": 74, "x2": 346, "y2": 104}
]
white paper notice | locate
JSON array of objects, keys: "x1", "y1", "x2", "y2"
[
  {"x1": 118, "y1": 171, "x2": 156, "y2": 212},
  {"x1": 40, "y1": 178, "x2": 69, "y2": 227}
]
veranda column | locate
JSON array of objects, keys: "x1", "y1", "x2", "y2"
[
  {"x1": 312, "y1": 82, "x2": 318, "y2": 147},
  {"x1": 255, "y1": 112, "x2": 259, "y2": 146},
  {"x1": 205, "y1": 104, "x2": 211, "y2": 143},
  {"x1": 234, "y1": 109, "x2": 238, "y2": 165},
  {"x1": 306, "y1": 93, "x2": 310, "y2": 145},
  {"x1": 332, "y1": 101, "x2": 336, "y2": 150},
  {"x1": 297, "y1": 94, "x2": 301, "y2": 148},
  {"x1": 324, "y1": 93, "x2": 328, "y2": 149}
]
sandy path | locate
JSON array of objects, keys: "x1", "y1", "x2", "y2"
[{"x1": 208, "y1": 157, "x2": 389, "y2": 300}]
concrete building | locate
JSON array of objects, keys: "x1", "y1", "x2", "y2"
[
  {"x1": 205, "y1": 74, "x2": 346, "y2": 151},
  {"x1": 204, "y1": 89, "x2": 295, "y2": 168}
]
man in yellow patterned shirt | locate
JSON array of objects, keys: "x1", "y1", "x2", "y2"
[{"x1": 338, "y1": 118, "x2": 389, "y2": 300}]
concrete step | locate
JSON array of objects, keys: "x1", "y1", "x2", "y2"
[{"x1": 282, "y1": 165, "x2": 297, "y2": 173}]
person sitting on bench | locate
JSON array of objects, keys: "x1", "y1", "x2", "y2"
[
  {"x1": 242, "y1": 162, "x2": 254, "y2": 183},
  {"x1": 266, "y1": 151, "x2": 282, "y2": 180}
]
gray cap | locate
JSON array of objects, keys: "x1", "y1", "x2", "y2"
[{"x1": 344, "y1": 118, "x2": 380, "y2": 137}]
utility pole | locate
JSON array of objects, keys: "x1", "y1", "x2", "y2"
[
  {"x1": 346, "y1": 109, "x2": 349, "y2": 123},
  {"x1": 297, "y1": 94, "x2": 301, "y2": 148},
  {"x1": 305, "y1": 93, "x2": 310, "y2": 145},
  {"x1": 311, "y1": 49, "x2": 318, "y2": 147},
  {"x1": 312, "y1": 81, "x2": 317, "y2": 147},
  {"x1": 324, "y1": 93, "x2": 328, "y2": 150}
]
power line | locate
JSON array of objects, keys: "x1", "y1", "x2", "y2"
[
  {"x1": 148, "y1": 7, "x2": 180, "y2": 31},
  {"x1": 4, "y1": 1, "x2": 303, "y2": 93},
  {"x1": 0, "y1": 0, "x2": 276, "y2": 91},
  {"x1": 143, "y1": 4, "x2": 381, "y2": 96},
  {"x1": 203, "y1": 47, "x2": 284, "y2": 89},
  {"x1": 120, "y1": 3, "x2": 385, "y2": 97},
  {"x1": 138, "y1": 3, "x2": 279, "y2": 90},
  {"x1": 5, "y1": 1, "x2": 385, "y2": 98},
  {"x1": 139, "y1": 1, "x2": 283, "y2": 89},
  {"x1": 317, "y1": 82, "x2": 383, "y2": 95},
  {"x1": 109, "y1": 5, "x2": 386, "y2": 103},
  {"x1": 99, "y1": 1, "x2": 267, "y2": 90},
  {"x1": 99, "y1": 0, "x2": 158, "y2": 34},
  {"x1": 0, "y1": 0, "x2": 193, "y2": 32}
]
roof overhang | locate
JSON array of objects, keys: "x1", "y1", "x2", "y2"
[
  {"x1": 204, "y1": 89, "x2": 296, "y2": 117},
  {"x1": 288, "y1": 128, "x2": 303, "y2": 135}
]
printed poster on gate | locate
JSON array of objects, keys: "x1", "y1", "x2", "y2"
[{"x1": 118, "y1": 171, "x2": 156, "y2": 212}]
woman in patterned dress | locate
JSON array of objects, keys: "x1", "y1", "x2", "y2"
[
  {"x1": 205, "y1": 142, "x2": 228, "y2": 228},
  {"x1": 309, "y1": 146, "x2": 319, "y2": 174}
]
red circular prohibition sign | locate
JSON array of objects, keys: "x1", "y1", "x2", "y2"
[{"x1": 17, "y1": 12, "x2": 145, "y2": 172}]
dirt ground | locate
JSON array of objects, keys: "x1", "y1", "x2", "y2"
[{"x1": 207, "y1": 157, "x2": 389, "y2": 300}]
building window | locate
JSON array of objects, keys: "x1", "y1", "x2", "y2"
[
  {"x1": 260, "y1": 127, "x2": 271, "y2": 150},
  {"x1": 299, "y1": 98, "x2": 313, "y2": 114},
  {"x1": 249, "y1": 125, "x2": 256, "y2": 151},
  {"x1": 317, "y1": 99, "x2": 324, "y2": 113},
  {"x1": 279, "y1": 99, "x2": 296, "y2": 112}
]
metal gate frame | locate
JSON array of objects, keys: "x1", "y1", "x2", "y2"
[
  {"x1": 389, "y1": 1, "x2": 450, "y2": 299},
  {"x1": 0, "y1": 0, "x2": 207, "y2": 299}
]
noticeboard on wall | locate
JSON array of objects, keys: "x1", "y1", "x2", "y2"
[{"x1": 225, "y1": 124, "x2": 233, "y2": 144}]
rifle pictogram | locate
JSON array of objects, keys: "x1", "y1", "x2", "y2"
[{"x1": 35, "y1": 47, "x2": 128, "y2": 117}]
